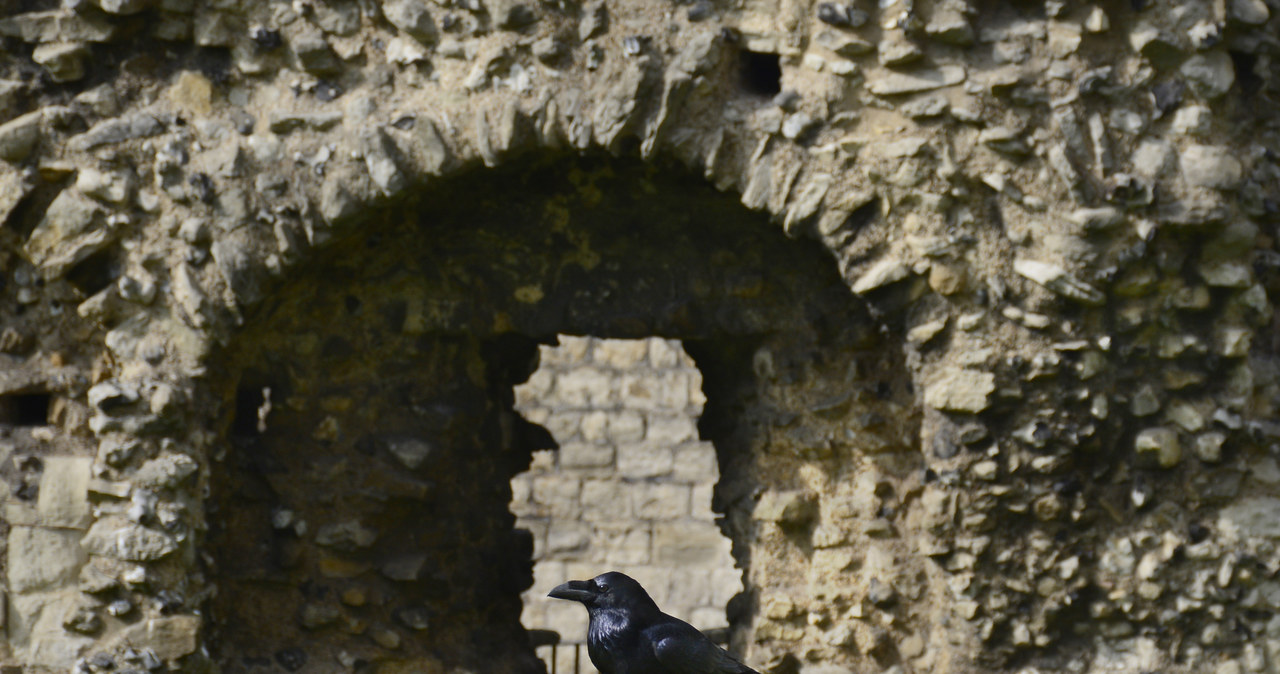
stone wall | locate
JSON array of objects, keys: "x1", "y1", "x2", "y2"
[
  {"x1": 0, "y1": 0, "x2": 1278, "y2": 673},
  {"x1": 511, "y1": 336, "x2": 743, "y2": 653}
]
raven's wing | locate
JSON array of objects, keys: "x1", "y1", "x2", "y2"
[{"x1": 645, "y1": 619, "x2": 759, "y2": 674}]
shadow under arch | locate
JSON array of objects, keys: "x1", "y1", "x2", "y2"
[{"x1": 201, "y1": 151, "x2": 913, "y2": 673}]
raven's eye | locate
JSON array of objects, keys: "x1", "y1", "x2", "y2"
[{"x1": 595, "y1": 581, "x2": 609, "y2": 593}]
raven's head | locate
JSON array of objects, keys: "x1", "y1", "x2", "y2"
[{"x1": 548, "y1": 571, "x2": 659, "y2": 613}]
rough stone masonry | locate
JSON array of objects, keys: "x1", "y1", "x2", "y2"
[{"x1": 0, "y1": 0, "x2": 1278, "y2": 673}]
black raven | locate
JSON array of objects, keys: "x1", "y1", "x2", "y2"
[{"x1": 548, "y1": 571, "x2": 759, "y2": 674}]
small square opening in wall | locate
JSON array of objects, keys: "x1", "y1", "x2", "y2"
[
  {"x1": 739, "y1": 49, "x2": 782, "y2": 97},
  {"x1": 0, "y1": 392, "x2": 52, "y2": 426}
]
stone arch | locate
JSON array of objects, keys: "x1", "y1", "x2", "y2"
[
  {"x1": 196, "y1": 151, "x2": 909, "y2": 672},
  {"x1": 0, "y1": 1, "x2": 1275, "y2": 673}
]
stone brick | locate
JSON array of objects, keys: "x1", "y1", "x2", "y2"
[
  {"x1": 633, "y1": 482, "x2": 691, "y2": 519},
  {"x1": 654, "y1": 520, "x2": 732, "y2": 565},
  {"x1": 668, "y1": 568, "x2": 713, "y2": 606},
  {"x1": 608, "y1": 411, "x2": 646, "y2": 443},
  {"x1": 621, "y1": 371, "x2": 691, "y2": 412},
  {"x1": 648, "y1": 338, "x2": 684, "y2": 368},
  {"x1": 544, "y1": 597, "x2": 589, "y2": 642},
  {"x1": 532, "y1": 476, "x2": 581, "y2": 518},
  {"x1": 673, "y1": 443, "x2": 719, "y2": 483},
  {"x1": 541, "y1": 410, "x2": 584, "y2": 443},
  {"x1": 646, "y1": 414, "x2": 699, "y2": 445},
  {"x1": 559, "y1": 441, "x2": 614, "y2": 469},
  {"x1": 555, "y1": 367, "x2": 614, "y2": 408},
  {"x1": 8, "y1": 526, "x2": 85, "y2": 593},
  {"x1": 529, "y1": 559, "x2": 567, "y2": 596},
  {"x1": 36, "y1": 456, "x2": 92, "y2": 529},
  {"x1": 546, "y1": 521, "x2": 591, "y2": 554},
  {"x1": 594, "y1": 338, "x2": 649, "y2": 369},
  {"x1": 515, "y1": 367, "x2": 554, "y2": 406},
  {"x1": 579, "y1": 410, "x2": 608, "y2": 443},
  {"x1": 9, "y1": 590, "x2": 95, "y2": 668},
  {"x1": 691, "y1": 483, "x2": 716, "y2": 513},
  {"x1": 580, "y1": 479, "x2": 632, "y2": 520},
  {"x1": 592, "y1": 524, "x2": 651, "y2": 565},
  {"x1": 616, "y1": 443, "x2": 674, "y2": 478},
  {"x1": 539, "y1": 336, "x2": 591, "y2": 366}
]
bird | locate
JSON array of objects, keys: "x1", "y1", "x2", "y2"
[{"x1": 547, "y1": 571, "x2": 760, "y2": 674}]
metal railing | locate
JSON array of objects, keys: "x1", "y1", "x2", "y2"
[{"x1": 529, "y1": 628, "x2": 731, "y2": 674}]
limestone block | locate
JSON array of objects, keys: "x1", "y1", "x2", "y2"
[
  {"x1": 594, "y1": 339, "x2": 649, "y2": 369},
  {"x1": 594, "y1": 524, "x2": 651, "y2": 565},
  {"x1": 710, "y1": 567, "x2": 744, "y2": 607},
  {"x1": 532, "y1": 476, "x2": 581, "y2": 518},
  {"x1": 539, "y1": 336, "x2": 592, "y2": 366},
  {"x1": 559, "y1": 441, "x2": 614, "y2": 469},
  {"x1": 607, "y1": 411, "x2": 646, "y2": 443},
  {"x1": 616, "y1": 444, "x2": 674, "y2": 478},
  {"x1": 653, "y1": 520, "x2": 731, "y2": 565},
  {"x1": 645, "y1": 414, "x2": 698, "y2": 445},
  {"x1": 581, "y1": 479, "x2": 633, "y2": 520},
  {"x1": 7, "y1": 526, "x2": 86, "y2": 592},
  {"x1": 648, "y1": 338, "x2": 685, "y2": 368},
  {"x1": 81, "y1": 516, "x2": 179, "y2": 561},
  {"x1": 35, "y1": 456, "x2": 92, "y2": 529},
  {"x1": 9, "y1": 591, "x2": 95, "y2": 668},
  {"x1": 672, "y1": 443, "x2": 718, "y2": 483},
  {"x1": 104, "y1": 615, "x2": 201, "y2": 660},
  {"x1": 633, "y1": 482, "x2": 691, "y2": 519},
  {"x1": 545, "y1": 521, "x2": 591, "y2": 554},
  {"x1": 556, "y1": 367, "x2": 614, "y2": 407},
  {"x1": 621, "y1": 371, "x2": 691, "y2": 412}
]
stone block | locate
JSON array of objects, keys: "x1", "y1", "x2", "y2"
[
  {"x1": 580, "y1": 479, "x2": 632, "y2": 520},
  {"x1": 667, "y1": 568, "x2": 713, "y2": 607},
  {"x1": 607, "y1": 411, "x2": 646, "y2": 443},
  {"x1": 652, "y1": 338, "x2": 692, "y2": 369},
  {"x1": 654, "y1": 521, "x2": 731, "y2": 565},
  {"x1": 691, "y1": 483, "x2": 716, "y2": 514},
  {"x1": 542, "y1": 411, "x2": 584, "y2": 444},
  {"x1": 9, "y1": 590, "x2": 95, "y2": 668},
  {"x1": 546, "y1": 521, "x2": 590, "y2": 555},
  {"x1": 593, "y1": 524, "x2": 651, "y2": 565},
  {"x1": 8, "y1": 526, "x2": 85, "y2": 592},
  {"x1": 529, "y1": 559, "x2": 567, "y2": 596},
  {"x1": 35, "y1": 456, "x2": 92, "y2": 528},
  {"x1": 105, "y1": 615, "x2": 200, "y2": 660},
  {"x1": 673, "y1": 443, "x2": 719, "y2": 483},
  {"x1": 539, "y1": 336, "x2": 591, "y2": 367},
  {"x1": 580, "y1": 410, "x2": 608, "y2": 442},
  {"x1": 543, "y1": 599, "x2": 588, "y2": 642},
  {"x1": 646, "y1": 414, "x2": 698, "y2": 445},
  {"x1": 633, "y1": 482, "x2": 691, "y2": 520},
  {"x1": 616, "y1": 444, "x2": 674, "y2": 478},
  {"x1": 689, "y1": 606, "x2": 729, "y2": 631},
  {"x1": 514, "y1": 368, "x2": 554, "y2": 406},
  {"x1": 594, "y1": 339, "x2": 649, "y2": 369},
  {"x1": 559, "y1": 441, "x2": 614, "y2": 469},
  {"x1": 555, "y1": 367, "x2": 615, "y2": 408},
  {"x1": 532, "y1": 475, "x2": 581, "y2": 518}
]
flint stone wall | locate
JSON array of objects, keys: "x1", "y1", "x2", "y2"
[{"x1": 0, "y1": 0, "x2": 1277, "y2": 673}]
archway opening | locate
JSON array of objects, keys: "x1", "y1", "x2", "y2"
[{"x1": 202, "y1": 153, "x2": 892, "y2": 673}]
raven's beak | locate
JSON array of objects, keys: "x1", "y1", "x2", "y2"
[{"x1": 548, "y1": 579, "x2": 597, "y2": 603}]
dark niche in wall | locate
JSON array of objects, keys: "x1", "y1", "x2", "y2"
[{"x1": 202, "y1": 154, "x2": 895, "y2": 673}]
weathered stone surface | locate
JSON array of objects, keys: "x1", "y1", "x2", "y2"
[
  {"x1": 32, "y1": 43, "x2": 90, "y2": 83},
  {"x1": 867, "y1": 66, "x2": 966, "y2": 95},
  {"x1": 0, "y1": 111, "x2": 42, "y2": 162},
  {"x1": 105, "y1": 616, "x2": 201, "y2": 660},
  {"x1": 851, "y1": 258, "x2": 911, "y2": 294},
  {"x1": 1218, "y1": 497, "x2": 1280, "y2": 539},
  {"x1": 924, "y1": 369, "x2": 996, "y2": 413},
  {"x1": 23, "y1": 188, "x2": 115, "y2": 279},
  {"x1": 36, "y1": 457, "x2": 92, "y2": 529},
  {"x1": 1135, "y1": 427, "x2": 1182, "y2": 468},
  {"x1": 8, "y1": 527, "x2": 86, "y2": 592},
  {"x1": 1181, "y1": 51, "x2": 1235, "y2": 101},
  {"x1": 1181, "y1": 145, "x2": 1243, "y2": 190},
  {"x1": 81, "y1": 517, "x2": 179, "y2": 561},
  {"x1": 1014, "y1": 259, "x2": 1104, "y2": 305},
  {"x1": 68, "y1": 112, "x2": 165, "y2": 151},
  {"x1": 0, "y1": 10, "x2": 118, "y2": 43},
  {"x1": 384, "y1": 0, "x2": 438, "y2": 42}
]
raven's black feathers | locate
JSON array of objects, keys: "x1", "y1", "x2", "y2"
[{"x1": 548, "y1": 571, "x2": 759, "y2": 674}]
